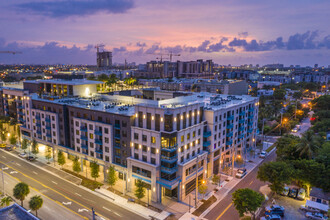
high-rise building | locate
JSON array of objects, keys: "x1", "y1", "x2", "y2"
[{"x1": 97, "y1": 51, "x2": 112, "y2": 69}]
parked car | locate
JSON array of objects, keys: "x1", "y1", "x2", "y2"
[
  {"x1": 265, "y1": 205, "x2": 285, "y2": 217},
  {"x1": 280, "y1": 186, "x2": 290, "y2": 196},
  {"x1": 300, "y1": 205, "x2": 319, "y2": 213},
  {"x1": 259, "y1": 151, "x2": 267, "y2": 158},
  {"x1": 26, "y1": 156, "x2": 36, "y2": 161},
  {"x1": 235, "y1": 168, "x2": 247, "y2": 178},
  {"x1": 297, "y1": 188, "x2": 306, "y2": 200},
  {"x1": 4, "y1": 146, "x2": 12, "y2": 151},
  {"x1": 261, "y1": 214, "x2": 281, "y2": 220},
  {"x1": 0, "y1": 143, "x2": 6, "y2": 148},
  {"x1": 18, "y1": 153, "x2": 27, "y2": 158},
  {"x1": 289, "y1": 188, "x2": 298, "y2": 198},
  {"x1": 305, "y1": 212, "x2": 328, "y2": 220}
]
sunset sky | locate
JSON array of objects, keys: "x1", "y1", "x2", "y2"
[{"x1": 1, "y1": 0, "x2": 329, "y2": 66}]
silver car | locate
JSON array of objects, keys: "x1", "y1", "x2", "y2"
[
  {"x1": 297, "y1": 188, "x2": 306, "y2": 200},
  {"x1": 305, "y1": 212, "x2": 328, "y2": 220}
]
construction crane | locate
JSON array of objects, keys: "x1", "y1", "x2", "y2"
[
  {"x1": 95, "y1": 44, "x2": 105, "y2": 53},
  {"x1": 0, "y1": 51, "x2": 22, "y2": 55},
  {"x1": 148, "y1": 52, "x2": 180, "y2": 62},
  {"x1": 168, "y1": 51, "x2": 180, "y2": 62}
]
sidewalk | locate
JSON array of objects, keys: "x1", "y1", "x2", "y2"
[{"x1": 179, "y1": 146, "x2": 277, "y2": 220}]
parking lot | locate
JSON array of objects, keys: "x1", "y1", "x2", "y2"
[{"x1": 263, "y1": 194, "x2": 306, "y2": 219}]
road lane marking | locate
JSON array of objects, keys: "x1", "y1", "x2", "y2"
[
  {"x1": 62, "y1": 201, "x2": 72, "y2": 205},
  {"x1": 1, "y1": 161, "x2": 105, "y2": 220},
  {"x1": 10, "y1": 171, "x2": 18, "y2": 174},
  {"x1": 75, "y1": 193, "x2": 82, "y2": 197},
  {"x1": 216, "y1": 203, "x2": 232, "y2": 220},
  {"x1": 1, "y1": 156, "x2": 6, "y2": 158},
  {"x1": 16, "y1": 163, "x2": 21, "y2": 166},
  {"x1": 103, "y1": 206, "x2": 111, "y2": 212},
  {"x1": 78, "y1": 208, "x2": 89, "y2": 213},
  {"x1": 52, "y1": 181, "x2": 58, "y2": 185},
  {"x1": 3, "y1": 169, "x2": 88, "y2": 220},
  {"x1": 249, "y1": 181, "x2": 253, "y2": 186},
  {"x1": 2, "y1": 167, "x2": 9, "y2": 170},
  {"x1": 33, "y1": 171, "x2": 38, "y2": 175},
  {"x1": 114, "y1": 211, "x2": 122, "y2": 217}
]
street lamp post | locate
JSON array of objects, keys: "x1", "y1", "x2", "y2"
[{"x1": 1, "y1": 165, "x2": 4, "y2": 195}]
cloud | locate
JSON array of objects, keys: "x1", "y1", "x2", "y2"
[
  {"x1": 207, "y1": 38, "x2": 234, "y2": 52},
  {"x1": 287, "y1": 31, "x2": 318, "y2": 50},
  {"x1": 197, "y1": 40, "x2": 210, "y2": 52},
  {"x1": 136, "y1": 42, "x2": 146, "y2": 47},
  {"x1": 15, "y1": 0, "x2": 135, "y2": 18},
  {"x1": 113, "y1": 46, "x2": 127, "y2": 53},
  {"x1": 238, "y1": 32, "x2": 249, "y2": 38}
]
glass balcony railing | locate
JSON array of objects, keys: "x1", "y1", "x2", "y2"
[
  {"x1": 203, "y1": 131, "x2": 211, "y2": 137},
  {"x1": 94, "y1": 130, "x2": 102, "y2": 136},
  {"x1": 161, "y1": 144, "x2": 178, "y2": 152},
  {"x1": 80, "y1": 135, "x2": 88, "y2": 141},
  {"x1": 203, "y1": 141, "x2": 211, "y2": 147},
  {"x1": 248, "y1": 108, "x2": 255, "y2": 112},
  {"x1": 161, "y1": 155, "x2": 178, "y2": 163},
  {"x1": 80, "y1": 126, "x2": 87, "y2": 132},
  {"x1": 226, "y1": 124, "x2": 233, "y2": 129},
  {"x1": 161, "y1": 165, "x2": 178, "y2": 174},
  {"x1": 239, "y1": 111, "x2": 245, "y2": 116},
  {"x1": 95, "y1": 139, "x2": 103, "y2": 145},
  {"x1": 226, "y1": 132, "x2": 233, "y2": 137},
  {"x1": 227, "y1": 115, "x2": 234, "y2": 121}
]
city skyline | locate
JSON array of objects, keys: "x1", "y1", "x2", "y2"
[{"x1": 0, "y1": 0, "x2": 330, "y2": 65}]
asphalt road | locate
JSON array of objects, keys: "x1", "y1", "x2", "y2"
[
  {"x1": 0, "y1": 150, "x2": 146, "y2": 220},
  {"x1": 291, "y1": 111, "x2": 313, "y2": 137},
  {"x1": 204, "y1": 150, "x2": 277, "y2": 220}
]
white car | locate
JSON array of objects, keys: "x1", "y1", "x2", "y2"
[
  {"x1": 235, "y1": 168, "x2": 247, "y2": 179},
  {"x1": 259, "y1": 151, "x2": 267, "y2": 158},
  {"x1": 305, "y1": 212, "x2": 328, "y2": 220},
  {"x1": 297, "y1": 188, "x2": 306, "y2": 200},
  {"x1": 18, "y1": 152, "x2": 27, "y2": 158},
  {"x1": 292, "y1": 128, "x2": 298, "y2": 133}
]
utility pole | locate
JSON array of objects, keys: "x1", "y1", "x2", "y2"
[
  {"x1": 195, "y1": 155, "x2": 199, "y2": 208},
  {"x1": 231, "y1": 149, "x2": 235, "y2": 176},
  {"x1": 189, "y1": 195, "x2": 191, "y2": 213},
  {"x1": 295, "y1": 100, "x2": 297, "y2": 119},
  {"x1": 2, "y1": 165, "x2": 5, "y2": 195},
  {"x1": 280, "y1": 112, "x2": 283, "y2": 135}
]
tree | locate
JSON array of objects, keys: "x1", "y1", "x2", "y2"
[
  {"x1": 232, "y1": 188, "x2": 264, "y2": 220},
  {"x1": 45, "y1": 146, "x2": 52, "y2": 163},
  {"x1": 13, "y1": 182, "x2": 30, "y2": 207},
  {"x1": 0, "y1": 129, "x2": 8, "y2": 143},
  {"x1": 273, "y1": 89, "x2": 286, "y2": 100},
  {"x1": 198, "y1": 183, "x2": 208, "y2": 199},
  {"x1": 134, "y1": 180, "x2": 145, "y2": 200},
  {"x1": 21, "y1": 138, "x2": 29, "y2": 153},
  {"x1": 257, "y1": 161, "x2": 293, "y2": 194},
  {"x1": 311, "y1": 95, "x2": 330, "y2": 111},
  {"x1": 29, "y1": 195, "x2": 43, "y2": 217},
  {"x1": 72, "y1": 156, "x2": 81, "y2": 174},
  {"x1": 212, "y1": 175, "x2": 220, "y2": 186},
  {"x1": 57, "y1": 150, "x2": 66, "y2": 167},
  {"x1": 296, "y1": 130, "x2": 322, "y2": 159},
  {"x1": 276, "y1": 135, "x2": 301, "y2": 161},
  {"x1": 1, "y1": 196, "x2": 12, "y2": 207},
  {"x1": 292, "y1": 91, "x2": 303, "y2": 100},
  {"x1": 107, "y1": 166, "x2": 117, "y2": 191},
  {"x1": 90, "y1": 161, "x2": 100, "y2": 181},
  {"x1": 9, "y1": 135, "x2": 17, "y2": 146},
  {"x1": 31, "y1": 139, "x2": 39, "y2": 155}
]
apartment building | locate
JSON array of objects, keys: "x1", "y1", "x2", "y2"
[{"x1": 0, "y1": 80, "x2": 258, "y2": 205}]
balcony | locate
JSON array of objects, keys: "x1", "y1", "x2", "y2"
[
  {"x1": 239, "y1": 119, "x2": 245, "y2": 124},
  {"x1": 80, "y1": 135, "x2": 88, "y2": 141},
  {"x1": 46, "y1": 125, "x2": 51, "y2": 130},
  {"x1": 114, "y1": 124, "x2": 120, "y2": 129},
  {"x1": 238, "y1": 134, "x2": 244, "y2": 139},
  {"x1": 161, "y1": 144, "x2": 178, "y2": 152},
  {"x1": 94, "y1": 130, "x2": 102, "y2": 136},
  {"x1": 17, "y1": 105, "x2": 24, "y2": 109},
  {"x1": 238, "y1": 126, "x2": 244, "y2": 131},
  {"x1": 227, "y1": 115, "x2": 234, "y2": 121},
  {"x1": 80, "y1": 126, "x2": 87, "y2": 132},
  {"x1": 96, "y1": 154, "x2": 103, "y2": 159},
  {"x1": 45, "y1": 118, "x2": 51, "y2": 122},
  {"x1": 226, "y1": 140, "x2": 233, "y2": 145},
  {"x1": 248, "y1": 121, "x2": 254, "y2": 126},
  {"x1": 36, "y1": 130, "x2": 42, "y2": 135},
  {"x1": 203, "y1": 131, "x2": 211, "y2": 138},
  {"x1": 161, "y1": 155, "x2": 178, "y2": 163},
  {"x1": 226, "y1": 124, "x2": 233, "y2": 129},
  {"x1": 248, "y1": 128, "x2": 253, "y2": 133},
  {"x1": 46, "y1": 133, "x2": 51, "y2": 138},
  {"x1": 95, "y1": 139, "x2": 103, "y2": 145},
  {"x1": 81, "y1": 144, "x2": 88, "y2": 149},
  {"x1": 239, "y1": 111, "x2": 245, "y2": 116},
  {"x1": 203, "y1": 141, "x2": 211, "y2": 147},
  {"x1": 17, "y1": 111, "x2": 24, "y2": 116},
  {"x1": 226, "y1": 132, "x2": 233, "y2": 137},
  {"x1": 161, "y1": 165, "x2": 178, "y2": 175},
  {"x1": 114, "y1": 143, "x2": 121, "y2": 149},
  {"x1": 248, "y1": 115, "x2": 254, "y2": 119},
  {"x1": 36, "y1": 115, "x2": 40, "y2": 120},
  {"x1": 36, "y1": 122, "x2": 41, "y2": 127},
  {"x1": 95, "y1": 148, "x2": 103, "y2": 154},
  {"x1": 157, "y1": 177, "x2": 181, "y2": 190},
  {"x1": 248, "y1": 108, "x2": 255, "y2": 112}
]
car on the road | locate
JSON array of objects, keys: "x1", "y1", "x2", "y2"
[
  {"x1": 291, "y1": 127, "x2": 298, "y2": 133},
  {"x1": 305, "y1": 212, "x2": 328, "y2": 219},
  {"x1": 297, "y1": 188, "x2": 306, "y2": 200},
  {"x1": 0, "y1": 143, "x2": 6, "y2": 148},
  {"x1": 265, "y1": 205, "x2": 285, "y2": 217},
  {"x1": 18, "y1": 152, "x2": 27, "y2": 158},
  {"x1": 280, "y1": 186, "x2": 290, "y2": 196},
  {"x1": 259, "y1": 151, "x2": 267, "y2": 158},
  {"x1": 26, "y1": 156, "x2": 36, "y2": 161},
  {"x1": 289, "y1": 188, "x2": 298, "y2": 198},
  {"x1": 261, "y1": 214, "x2": 281, "y2": 220},
  {"x1": 235, "y1": 168, "x2": 247, "y2": 178}
]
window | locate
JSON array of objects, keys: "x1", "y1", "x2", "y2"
[
  {"x1": 134, "y1": 143, "x2": 139, "y2": 150},
  {"x1": 89, "y1": 124, "x2": 93, "y2": 130},
  {"x1": 186, "y1": 153, "x2": 190, "y2": 160},
  {"x1": 76, "y1": 138, "x2": 80, "y2": 144},
  {"x1": 181, "y1": 156, "x2": 184, "y2": 163},
  {"x1": 105, "y1": 137, "x2": 109, "y2": 144},
  {"x1": 187, "y1": 133, "x2": 190, "y2": 140},
  {"x1": 151, "y1": 136, "x2": 156, "y2": 144},
  {"x1": 76, "y1": 130, "x2": 79, "y2": 135},
  {"x1": 181, "y1": 135, "x2": 184, "y2": 143},
  {"x1": 142, "y1": 145, "x2": 147, "y2": 152},
  {"x1": 142, "y1": 156, "x2": 147, "y2": 162},
  {"x1": 151, "y1": 158, "x2": 156, "y2": 164},
  {"x1": 105, "y1": 147, "x2": 109, "y2": 153},
  {"x1": 198, "y1": 129, "x2": 201, "y2": 135},
  {"x1": 134, "y1": 153, "x2": 139, "y2": 159},
  {"x1": 89, "y1": 133, "x2": 93, "y2": 139},
  {"x1": 151, "y1": 148, "x2": 156, "y2": 154},
  {"x1": 104, "y1": 128, "x2": 109, "y2": 134},
  {"x1": 122, "y1": 121, "x2": 127, "y2": 127},
  {"x1": 142, "y1": 135, "x2": 147, "y2": 142},
  {"x1": 75, "y1": 121, "x2": 79, "y2": 126},
  {"x1": 105, "y1": 156, "x2": 109, "y2": 162},
  {"x1": 134, "y1": 133, "x2": 139, "y2": 140},
  {"x1": 90, "y1": 142, "x2": 94, "y2": 148},
  {"x1": 193, "y1": 131, "x2": 196, "y2": 138}
]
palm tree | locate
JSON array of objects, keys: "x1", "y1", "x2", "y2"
[
  {"x1": 29, "y1": 195, "x2": 43, "y2": 217},
  {"x1": 296, "y1": 130, "x2": 322, "y2": 159},
  {"x1": 1, "y1": 196, "x2": 12, "y2": 207},
  {"x1": 13, "y1": 182, "x2": 30, "y2": 207}
]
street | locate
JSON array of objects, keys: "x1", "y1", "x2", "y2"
[
  {"x1": 0, "y1": 149, "x2": 146, "y2": 220},
  {"x1": 204, "y1": 150, "x2": 277, "y2": 220},
  {"x1": 291, "y1": 111, "x2": 313, "y2": 137}
]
